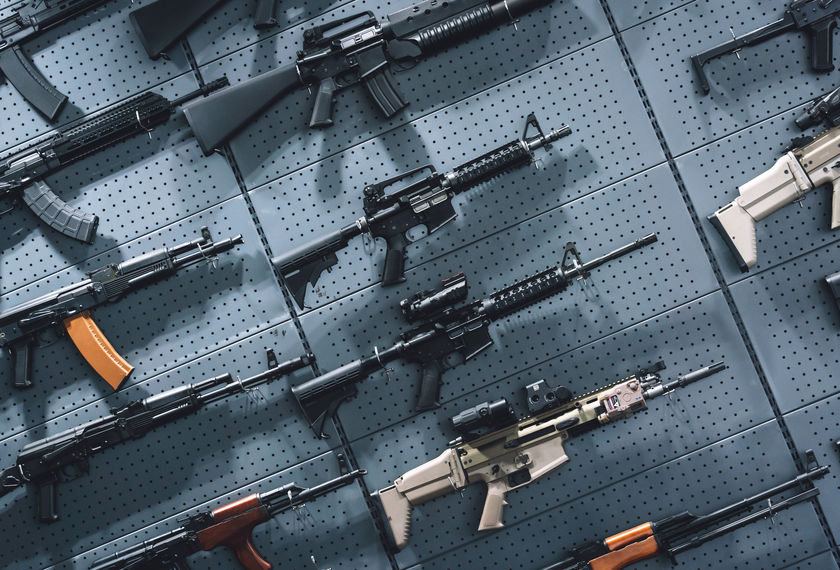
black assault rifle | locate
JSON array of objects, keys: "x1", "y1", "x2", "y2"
[
  {"x1": 0, "y1": 79, "x2": 228, "y2": 243},
  {"x1": 272, "y1": 113, "x2": 571, "y2": 307},
  {"x1": 183, "y1": 0, "x2": 555, "y2": 153},
  {"x1": 292, "y1": 234, "x2": 658, "y2": 437},
  {"x1": 0, "y1": 352, "x2": 313, "y2": 522}
]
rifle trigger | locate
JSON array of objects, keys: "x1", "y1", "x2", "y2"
[{"x1": 266, "y1": 348, "x2": 278, "y2": 369}]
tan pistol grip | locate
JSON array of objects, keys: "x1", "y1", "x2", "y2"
[
  {"x1": 63, "y1": 312, "x2": 133, "y2": 390},
  {"x1": 477, "y1": 481, "x2": 508, "y2": 531}
]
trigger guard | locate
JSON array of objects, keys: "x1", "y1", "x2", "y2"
[{"x1": 404, "y1": 224, "x2": 429, "y2": 242}]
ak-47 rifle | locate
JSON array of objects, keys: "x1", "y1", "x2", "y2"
[
  {"x1": 291, "y1": 233, "x2": 658, "y2": 437},
  {"x1": 183, "y1": 0, "x2": 555, "y2": 153},
  {"x1": 0, "y1": 78, "x2": 228, "y2": 243},
  {"x1": 691, "y1": 0, "x2": 840, "y2": 94},
  {"x1": 89, "y1": 458, "x2": 364, "y2": 569},
  {"x1": 373, "y1": 361, "x2": 727, "y2": 550},
  {"x1": 272, "y1": 113, "x2": 571, "y2": 307},
  {"x1": 0, "y1": 351, "x2": 313, "y2": 522},
  {"x1": 543, "y1": 451, "x2": 827, "y2": 570},
  {"x1": 708, "y1": 84, "x2": 840, "y2": 271},
  {"x1": 130, "y1": 0, "x2": 279, "y2": 60},
  {"x1": 0, "y1": 227, "x2": 243, "y2": 390}
]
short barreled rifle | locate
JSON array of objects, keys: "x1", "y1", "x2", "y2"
[
  {"x1": 291, "y1": 233, "x2": 658, "y2": 437},
  {"x1": 0, "y1": 351, "x2": 313, "y2": 522},
  {"x1": 272, "y1": 113, "x2": 571, "y2": 307},
  {"x1": 0, "y1": 227, "x2": 243, "y2": 390},
  {"x1": 691, "y1": 0, "x2": 840, "y2": 94}
]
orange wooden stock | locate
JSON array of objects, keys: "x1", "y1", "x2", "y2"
[
  {"x1": 196, "y1": 505, "x2": 272, "y2": 570},
  {"x1": 604, "y1": 522, "x2": 654, "y2": 550},
  {"x1": 589, "y1": 536, "x2": 661, "y2": 570},
  {"x1": 63, "y1": 312, "x2": 133, "y2": 389}
]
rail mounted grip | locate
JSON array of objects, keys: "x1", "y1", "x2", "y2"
[
  {"x1": 382, "y1": 232, "x2": 409, "y2": 285},
  {"x1": 808, "y1": 19, "x2": 836, "y2": 71},
  {"x1": 254, "y1": 0, "x2": 278, "y2": 29},
  {"x1": 589, "y1": 536, "x2": 660, "y2": 570},
  {"x1": 195, "y1": 507, "x2": 272, "y2": 570},
  {"x1": 63, "y1": 312, "x2": 133, "y2": 390},
  {"x1": 415, "y1": 359, "x2": 443, "y2": 411},
  {"x1": 21, "y1": 180, "x2": 99, "y2": 243},
  {"x1": 183, "y1": 63, "x2": 303, "y2": 154},
  {"x1": 37, "y1": 481, "x2": 59, "y2": 523},
  {"x1": 129, "y1": 0, "x2": 229, "y2": 59},
  {"x1": 0, "y1": 45, "x2": 67, "y2": 120},
  {"x1": 11, "y1": 337, "x2": 34, "y2": 389}
]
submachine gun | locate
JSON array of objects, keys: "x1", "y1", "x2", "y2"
[
  {"x1": 708, "y1": 83, "x2": 840, "y2": 270},
  {"x1": 373, "y1": 361, "x2": 728, "y2": 550},
  {"x1": 183, "y1": 0, "x2": 556, "y2": 153},
  {"x1": 291, "y1": 233, "x2": 658, "y2": 437},
  {"x1": 272, "y1": 113, "x2": 571, "y2": 307},
  {"x1": 0, "y1": 227, "x2": 243, "y2": 390},
  {"x1": 0, "y1": 352, "x2": 313, "y2": 522},
  {"x1": 0, "y1": 78, "x2": 228, "y2": 243},
  {"x1": 691, "y1": 0, "x2": 840, "y2": 94},
  {"x1": 89, "y1": 457, "x2": 364, "y2": 570}
]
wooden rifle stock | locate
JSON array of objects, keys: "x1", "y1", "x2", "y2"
[
  {"x1": 196, "y1": 494, "x2": 273, "y2": 570},
  {"x1": 589, "y1": 536, "x2": 661, "y2": 570}
]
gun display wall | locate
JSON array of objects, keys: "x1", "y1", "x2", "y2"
[{"x1": 1, "y1": 0, "x2": 839, "y2": 569}]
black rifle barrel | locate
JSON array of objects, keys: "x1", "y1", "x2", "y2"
[
  {"x1": 198, "y1": 353, "x2": 314, "y2": 406},
  {"x1": 264, "y1": 469, "x2": 366, "y2": 515}
]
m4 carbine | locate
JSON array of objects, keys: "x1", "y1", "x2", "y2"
[
  {"x1": 0, "y1": 351, "x2": 312, "y2": 522},
  {"x1": 373, "y1": 361, "x2": 727, "y2": 550},
  {"x1": 130, "y1": 0, "x2": 280, "y2": 60},
  {"x1": 272, "y1": 113, "x2": 571, "y2": 307},
  {"x1": 708, "y1": 85, "x2": 840, "y2": 271},
  {"x1": 0, "y1": 78, "x2": 228, "y2": 243},
  {"x1": 291, "y1": 233, "x2": 658, "y2": 437},
  {"x1": 544, "y1": 450, "x2": 827, "y2": 570},
  {"x1": 90, "y1": 459, "x2": 364, "y2": 570},
  {"x1": 691, "y1": 0, "x2": 839, "y2": 94},
  {"x1": 183, "y1": 0, "x2": 555, "y2": 153},
  {"x1": 0, "y1": 227, "x2": 243, "y2": 390}
]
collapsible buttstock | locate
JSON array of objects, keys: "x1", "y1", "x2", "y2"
[
  {"x1": 589, "y1": 535, "x2": 660, "y2": 570},
  {"x1": 21, "y1": 180, "x2": 99, "y2": 243},
  {"x1": 374, "y1": 486, "x2": 414, "y2": 551},
  {"x1": 63, "y1": 312, "x2": 133, "y2": 390},
  {"x1": 0, "y1": 45, "x2": 67, "y2": 120},
  {"x1": 708, "y1": 201, "x2": 756, "y2": 272}
]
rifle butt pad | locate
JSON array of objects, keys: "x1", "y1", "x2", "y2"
[
  {"x1": 0, "y1": 46, "x2": 67, "y2": 120},
  {"x1": 708, "y1": 202, "x2": 756, "y2": 272},
  {"x1": 22, "y1": 181, "x2": 98, "y2": 243},
  {"x1": 184, "y1": 63, "x2": 302, "y2": 154},
  {"x1": 63, "y1": 312, "x2": 133, "y2": 390},
  {"x1": 373, "y1": 486, "x2": 413, "y2": 551}
]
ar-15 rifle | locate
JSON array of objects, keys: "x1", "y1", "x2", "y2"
[
  {"x1": 90, "y1": 457, "x2": 364, "y2": 569},
  {"x1": 130, "y1": 0, "x2": 279, "y2": 60},
  {"x1": 373, "y1": 361, "x2": 727, "y2": 551},
  {"x1": 0, "y1": 78, "x2": 228, "y2": 243},
  {"x1": 272, "y1": 113, "x2": 571, "y2": 308},
  {"x1": 708, "y1": 85, "x2": 840, "y2": 271},
  {"x1": 0, "y1": 351, "x2": 313, "y2": 523},
  {"x1": 0, "y1": 227, "x2": 243, "y2": 390},
  {"x1": 543, "y1": 451, "x2": 827, "y2": 570},
  {"x1": 691, "y1": 0, "x2": 840, "y2": 95},
  {"x1": 183, "y1": 0, "x2": 554, "y2": 154},
  {"x1": 291, "y1": 233, "x2": 658, "y2": 437}
]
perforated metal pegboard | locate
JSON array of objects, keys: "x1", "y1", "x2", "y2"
[{"x1": 2, "y1": 0, "x2": 840, "y2": 569}]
